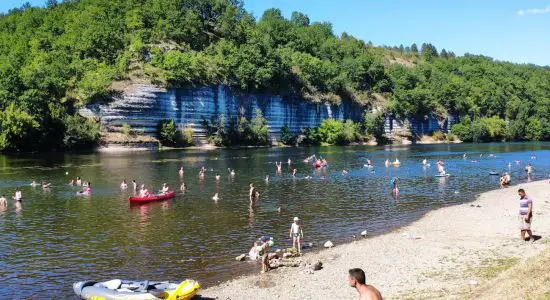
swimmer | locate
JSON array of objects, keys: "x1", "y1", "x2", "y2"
[
  {"x1": 69, "y1": 179, "x2": 75, "y2": 186},
  {"x1": 342, "y1": 169, "x2": 348, "y2": 175},
  {"x1": 288, "y1": 158, "x2": 292, "y2": 165},
  {"x1": 132, "y1": 180, "x2": 137, "y2": 191},
  {"x1": 292, "y1": 169, "x2": 297, "y2": 177},
  {"x1": 13, "y1": 187, "x2": 22, "y2": 201},
  {"x1": 180, "y1": 182, "x2": 186, "y2": 192},
  {"x1": 422, "y1": 158, "x2": 427, "y2": 165},
  {"x1": 463, "y1": 153, "x2": 467, "y2": 159},
  {"x1": 508, "y1": 162, "x2": 512, "y2": 169},
  {"x1": 212, "y1": 193, "x2": 219, "y2": 201},
  {"x1": 384, "y1": 159, "x2": 390, "y2": 167},
  {"x1": 30, "y1": 179, "x2": 39, "y2": 187},
  {"x1": 305, "y1": 175, "x2": 312, "y2": 180},
  {"x1": 215, "y1": 174, "x2": 220, "y2": 181},
  {"x1": 367, "y1": 159, "x2": 372, "y2": 166},
  {"x1": 178, "y1": 167, "x2": 184, "y2": 177},
  {"x1": 390, "y1": 177, "x2": 400, "y2": 194},
  {"x1": 161, "y1": 183, "x2": 169, "y2": 194},
  {"x1": 41, "y1": 181, "x2": 51, "y2": 189},
  {"x1": 228, "y1": 168, "x2": 236, "y2": 176},
  {"x1": 199, "y1": 169, "x2": 205, "y2": 179},
  {"x1": 265, "y1": 175, "x2": 269, "y2": 183},
  {"x1": 77, "y1": 182, "x2": 91, "y2": 195},
  {"x1": 76, "y1": 177, "x2": 82, "y2": 186},
  {"x1": 276, "y1": 162, "x2": 282, "y2": 173},
  {"x1": 120, "y1": 180, "x2": 128, "y2": 190},
  {"x1": 0, "y1": 195, "x2": 6, "y2": 206},
  {"x1": 249, "y1": 183, "x2": 256, "y2": 199}
]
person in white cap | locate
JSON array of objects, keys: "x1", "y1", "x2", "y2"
[{"x1": 289, "y1": 216, "x2": 304, "y2": 253}]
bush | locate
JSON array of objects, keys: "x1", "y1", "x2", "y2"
[
  {"x1": 121, "y1": 123, "x2": 132, "y2": 136},
  {"x1": 0, "y1": 103, "x2": 40, "y2": 151},
  {"x1": 317, "y1": 118, "x2": 344, "y2": 144},
  {"x1": 182, "y1": 125, "x2": 194, "y2": 146},
  {"x1": 363, "y1": 112, "x2": 385, "y2": 140},
  {"x1": 157, "y1": 119, "x2": 179, "y2": 145},
  {"x1": 201, "y1": 115, "x2": 226, "y2": 146},
  {"x1": 432, "y1": 131, "x2": 445, "y2": 141},
  {"x1": 249, "y1": 109, "x2": 270, "y2": 146},
  {"x1": 280, "y1": 124, "x2": 294, "y2": 145},
  {"x1": 63, "y1": 115, "x2": 100, "y2": 149},
  {"x1": 337, "y1": 120, "x2": 359, "y2": 145}
]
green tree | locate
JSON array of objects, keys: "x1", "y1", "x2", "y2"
[
  {"x1": 0, "y1": 103, "x2": 40, "y2": 151},
  {"x1": 157, "y1": 119, "x2": 179, "y2": 145},
  {"x1": 63, "y1": 115, "x2": 100, "y2": 149}
]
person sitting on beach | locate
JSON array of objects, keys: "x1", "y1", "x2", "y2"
[
  {"x1": 289, "y1": 217, "x2": 304, "y2": 253},
  {"x1": 120, "y1": 180, "x2": 128, "y2": 190},
  {"x1": 500, "y1": 173, "x2": 511, "y2": 187},
  {"x1": 348, "y1": 268, "x2": 383, "y2": 300},
  {"x1": 161, "y1": 183, "x2": 169, "y2": 194},
  {"x1": 139, "y1": 184, "x2": 149, "y2": 197}
]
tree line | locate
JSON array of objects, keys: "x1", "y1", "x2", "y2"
[{"x1": 1, "y1": 0, "x2": 549, "y2": 151}]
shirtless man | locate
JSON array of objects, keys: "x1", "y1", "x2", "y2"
[
  {"x1": 0, "y1": 195, "x2": 7, "y2": 206},
  {"x1": 348, "y1": 268, "x2": 383, "y2": 300}
]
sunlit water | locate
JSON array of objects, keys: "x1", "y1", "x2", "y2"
[{"x1": 0, "y1": 143, "x2": 549, "y2": 298}]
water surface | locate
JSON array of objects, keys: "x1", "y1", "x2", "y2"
[{"x1": 0, "y1": 143, "x2": 549, "y2": 298}]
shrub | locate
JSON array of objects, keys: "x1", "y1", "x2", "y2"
[
  {"x1": 363, "y1": 112, "x2": 385, "y2": 140},
  {"x1": 63, "y1": 115, "x2": 100, "y2": 149},
  {"x1": 317, "y1": 118, "x2": 344, "y2": 144},
  {"x1": 182, "y1": 125, "x2": 194, "y2": 146},
  {"x1": 0, "y1": 103, "x2": 40, "y2": 151},
  {"x1": 201, "y1": 115, "x2": 226, "y2": 146},
  {"x1": 280, "y1": 124, "x2": 293, "y2": 145},
  {"x1": 432, "y1": 131, "x2": 445, "y2": 141},
  {"x1": 337, "y1": 120, "x2": 358, "y2": 145},
  {"x1": 157, "y1": 119, "x2": 179, "y2": 145},
  {"x1": 249, "y1": 109, "x2": 270, "y2": 145},
  {"x1": 121, "y1": 123, "x2": 132, "y2": 136}
]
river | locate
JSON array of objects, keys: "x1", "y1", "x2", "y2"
[{"x1": 0, "y1": 143, "x2": 548, "y2": 298}]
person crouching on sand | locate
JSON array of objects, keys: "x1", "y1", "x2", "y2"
[{"x1": 348, "y1": 268, "x2": 383, "y2": 300}]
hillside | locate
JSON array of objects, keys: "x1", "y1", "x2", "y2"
[{"x1": 1, "y1": 0, "x2": 550, "y2": 151}]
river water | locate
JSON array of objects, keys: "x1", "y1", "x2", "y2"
[{"x1": 0, "y1": 143, "x2": 549, "y2": 298}]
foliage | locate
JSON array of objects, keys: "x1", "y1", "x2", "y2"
[
  {"x1": 280, "y1": 125, "x2": 293, "y2": 145},
  {"x1": 432, "y1": 131, "x2": 445, "y2": 141},
  {"x1": 317, "y1": 119, "x2": 344, "y2": 144},
  {"x1": 63, "y1": 115, "x2": 101, "y2": 149},
  {"x1": 157, "y1": 119, "x2": 178, "y2": 146},
  {"x1": 1, "y1": 0, "x2": 550, "y2": 151},
  {"x1": 122, "y1": 123, "x2": 132, "y2": 136},
  {"x1": 362, "y1": 112, "x2": 385, "y2": 140},
  {"x1": 248, "y1": 109, "x2": 270, "y2": 146},
  {"x1": 0, "y1": 103, "x2": 40, "y2": 151},
  {"x1": 182, "y1": 125, "x2": 194, "y2": 146}
]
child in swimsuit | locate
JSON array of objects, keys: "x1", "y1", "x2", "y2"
[{"x1": 289, "y1": 217, "x2": 304, "y2": 253}]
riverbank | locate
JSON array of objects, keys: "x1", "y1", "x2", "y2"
[{"x1": 201, "y1": 180, "x2": 550, "y2": 299}]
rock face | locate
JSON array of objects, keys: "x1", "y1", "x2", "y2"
[{"x1": 81, "y1": 84, "x2": 364, "y2": 144}]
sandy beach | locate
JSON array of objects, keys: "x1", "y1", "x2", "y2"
[{"x1": 201, "y1": 180, "x2": 550, "y2": 299}]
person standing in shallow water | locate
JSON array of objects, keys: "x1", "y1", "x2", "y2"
[
  {"x1": 518, "y1": 188, "x2": 534, "y2": 241},
  {"x1": 348, "y1": 268, "x2": 383, "y2": 300}
]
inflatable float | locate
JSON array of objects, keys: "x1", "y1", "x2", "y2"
[
  {"x1": 73, "y1": 279, "x2": 200, "y2": 300},
  {"x1": 129, "y1": 191, "x2": 176, "y2": 204},
  {"x1": 434, "y1": 174, "x2": 450, "y2": 177}
]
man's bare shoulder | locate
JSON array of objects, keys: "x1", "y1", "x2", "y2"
[{"x1": 358, "y1": 285, "x2": 382, "y2": 300}]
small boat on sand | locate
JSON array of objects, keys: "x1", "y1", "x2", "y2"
[
  {"x1": 73, "y1": 279, "x2": 200, "y2": 300},
  {"x1": 129, "y1": 191, "x2": 176, "y2": 204}
]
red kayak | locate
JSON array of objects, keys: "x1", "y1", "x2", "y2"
[{"x1": 129, "y1": 191, "x2": 176, "y2": 204}]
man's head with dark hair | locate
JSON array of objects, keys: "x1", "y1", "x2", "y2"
[
  {"x1": 348, "y1": 268, "x2": 366, "y2": 287},
  {"x1": 518, "y1": 189, "x2": 526, "y2": 198}
]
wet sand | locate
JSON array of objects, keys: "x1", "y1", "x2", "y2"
[{"x1": 201, "y1": 180, "x2": 550, "y2": 299}]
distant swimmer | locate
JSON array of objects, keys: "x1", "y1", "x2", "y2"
[
  {"x1": 276, "y1": 162, "x2": 282, "y2": 173},
  {"x1": 120, "y1": 180, "x2": 128, "y2": 190},
  {"x1": 76, "y1": 177, "x2": 82, "y2": 186},
  {"x1": 212, "y1": 193, "x2": 219, "y2": 201},
  {"x1": 531, "y1": 155, "x2": 537, "y2": 160},
  {"x1": 385, "y1": 159, "x2": 390, "y2": 167},
  {"x1": 13, "y1": 187, "x2": 22, "y2": 201},
  {"x1": 199, "y1": 169, "x2": 205, "y2": 179},
  {"x1": 392, "y1": 158, "x2": 401, "y2": 166},
  {"x1": 30, "y1": 179, "x2": 39, "y2": 187},
  {"x1": 228, "y1": 168, "x2": 236, "y2": 176},
  {"x1": 265, "y1": 175, "x2": 269, "y2": 183},
  {"x1": 249, "y1": 183, "x2": 259, "y2": 200},
  {"x1": 161, "y1": 183, "x2": 169, "y2": 194},
  {"x1": 422, "y1": 158, "x2": 427, "y2": 165},
  {"x1": 41, "y1": 181, "x2": 51, "y2": 189},
  {"x1": 178, "y1": 167, "x2": 184, "y2": 177},
  {"x1": 342, "y1": 169, "x2": 349, "y2": 175},
  {"x1": 292, "y1": 169, "x2": 297, "y2": 177},
  {"x1": 305, "y1": 175, "x2": 312, "y2": 179},
  {"x1": 77, "y1": 182, "x2": 91, "y2": 195},
  {"x1": 508, "y1": 162, "x2": 512, "y2": 169},
  {"x1": 288, "y1": 158, "x2": 292, "y2": 165},
  {"x1": 390, "y1": 177, "x2": 400, "y2": 194},
  {"x1": 132, "y1": 180, "x2": 137, "y2": 191},
  {"x1": 69, "y1": 179, "x2": 75, "y2": 186},
  {"x1": 180, "y1": 182, "x2": 186, "y2": 192},
  {"x1": 215, "y1": 174, "x2": 220, "y2": 181},
  {"x1": 0, "y1": 195, "x2": 6, "y2": 206},
  {"x1": 463, "y1": 153, "x2": 467, "y2": 159}
]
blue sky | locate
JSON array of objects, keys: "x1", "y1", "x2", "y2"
[{"x1": 2, "y1": 0, "x2": 549, "y2": 66}]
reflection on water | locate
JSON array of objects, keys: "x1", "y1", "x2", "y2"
[{"x1": 0, "y1": 143, "x2": 549, "y2": 298}]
